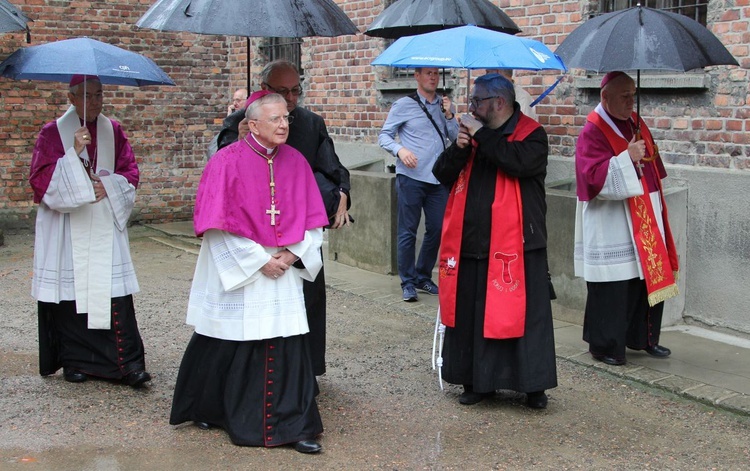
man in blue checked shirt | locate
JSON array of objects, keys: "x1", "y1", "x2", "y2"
[{"x1": 379, "y1": 67, "x2": 459, "y2": 302}]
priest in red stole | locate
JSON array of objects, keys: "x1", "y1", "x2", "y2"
[
  {"x1": 574, "y1": 72, "x2": 678, "y2": 366},
  {"x1": 29, "y1": 75, "x2": 150, "y2": 388},
  {"x1": 433, "y1": 73, "x2": 557, "y2": 409},
  {"x1": 169, "y1": 91, "x2": 329, "y2": 454}
]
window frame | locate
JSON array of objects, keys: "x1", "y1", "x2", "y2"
[
  {"x1": 599, "y1": 0, "x2": 708, "y2": 25},
  {"x1": 259, "y1": 37, "x2": 304, "y2": 77}
]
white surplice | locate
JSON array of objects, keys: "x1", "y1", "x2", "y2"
[
  {"x1": 186, "y1": 228, "x2": 323, "y2": 341},
  {"x1": 574, "y1": 104, "x2": 667, "y2": 283},
  {"x1": 31, "y1": 109, "x2": 139, "y2": 329}
]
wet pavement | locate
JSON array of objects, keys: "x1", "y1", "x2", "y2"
[
  {"x1": 1, "y1": 224, "x2": 748, "y2": 470},
  {"x1": 152, "y1": 221, "x2": 750, "y2": 416}
]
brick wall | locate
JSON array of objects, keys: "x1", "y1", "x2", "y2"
[{"x1": 1, "y1": 0, "x2": 748, "y2": 229}]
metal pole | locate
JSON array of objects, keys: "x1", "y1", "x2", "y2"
[{"x1": 247, "y1": 36, "x2": 253, "y2": 93}]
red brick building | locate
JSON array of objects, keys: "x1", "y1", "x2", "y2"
[{"x1": 0, "y1": 0, "x2": 747, "y2": 229}]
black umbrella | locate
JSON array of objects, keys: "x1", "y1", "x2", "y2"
[
  {"x1": 365, "y1": 0, "x2": 520, "y2": 38},
  {"x1": 0, "y1": 0, "x2": 31, "y2": 43},
  {"x1": 136, "y1": 0, "x2": 359, "y2": 90},
  {"x1": 556, "y1": 4, "x2": 738, "y2": 121}
]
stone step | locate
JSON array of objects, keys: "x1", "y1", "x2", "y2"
[{"x1": 148, "y1": 236, "x2": 200, "y2": 255}]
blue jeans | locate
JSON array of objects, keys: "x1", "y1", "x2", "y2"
[{"x1": 396, "y1": 174, "x2": 448, "y2": 289}]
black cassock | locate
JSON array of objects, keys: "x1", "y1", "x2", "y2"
[
  {"x1": 433, "y1": 120, "x2": 557, "y2": 395},
  {"x1": 38, "y1": 295, "x2": 147, "y2": 379},
  {"x1": 217, "y1": 106, "x2": 351, "y2": 376},
  {"x1": 170, "y1": 332, "x2": 323, "y2": 447}
]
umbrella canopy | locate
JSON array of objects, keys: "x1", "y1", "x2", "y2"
[
  {"x1": 555, "y1": 5, "x2": 738, "y2": 73},
  {"x1": 555, "y1": 5, "x2": 738, "y2": 122},
  {"x1": 136, "y1": 0, "x2": 358, "y2": 38},
  {"x1": 0, "y1": 0, "x2": 31, "y2": 42},
  {"x1": 136, "y1": 0, "x2": 358, "y2": 91},
  {"x1": 0, "y1": 37, "x2": 176, "y2": 87},
  {"x1": 372, "y1": 25, "x2": 566, "y2": 109},
  {"x1": 372, "y1": 25, "x2": 566, "y2": 71},
  {"x1": 365, "y1": 0, "x2": 520, "y2": 39}
]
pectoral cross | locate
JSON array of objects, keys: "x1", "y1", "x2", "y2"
[
  {"x1": 244, "y1": 136, "x2": 281, "y2": 227},
  {"x1": 635, "y1": 160, "x2": 645, "y2": 178},
  {"x1": 266, "y1": 203, "x2": 280, "y2": 226},
  {"x1": 264, "y1": 158, "x2": 281, "y2": 225}
]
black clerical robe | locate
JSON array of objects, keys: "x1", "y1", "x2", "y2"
[{"x1": 432, "y1": 109, "x2": 557, "y2": 394}]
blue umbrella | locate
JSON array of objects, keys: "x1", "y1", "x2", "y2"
[
  {"x1": 0, "y1": 0, "x2": 31, "y2": 42},
  {"x1": 371, "y1": 25, "x2": 566, "y2": 107},
  {"x1": 372, "y1": 25, "x2": 566, "y2": 71},
  {"x1": 0, "y1": 37, "x2": 175, "y2": 87}
]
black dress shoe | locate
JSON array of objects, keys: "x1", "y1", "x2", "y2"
[
  {"x1": 194, "y1": 421, "x2": 210, "y2": 430},
  {"x1": 459, "y1": 391, "x2": 485, "y2": 405},
  {"x1": 645, "y1": 344, "x2": 671, "y2": 357},
  {"x1": 591, "y1": 352, "x2": 626, "y2": 366},
  {"x1": 459, "y1": 385, "x2": 494, "y2": 405},
  {"x1": 526, "y1": 391, "x2": 548, "y2": 409},
  {"x1": 124, "y1": 370, "x2": 152, "y2": 388},
  {"x1": 294, "y1": 440, "x2": 322, "y2": 454},
  {"x1": 63, "y1": 368, "x2": 87, "y2": 383}
]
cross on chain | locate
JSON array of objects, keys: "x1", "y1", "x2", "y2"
[
  {"x1": 266, "y1": 203, "x2": 280, "y2": 226},
  {"x1": 265, "y1": 158, "x2": 280, "y2": 226},
  {"x1": 635, "y1": 160, "x2": 645, "y2": 178}
]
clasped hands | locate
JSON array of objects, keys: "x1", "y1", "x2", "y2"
[
  {"x1": 90, "y1": 173, "x2": 108, "y2": 202},
  {"x1": 261, "y1": 248, "x2": 298, "y2": 280}
]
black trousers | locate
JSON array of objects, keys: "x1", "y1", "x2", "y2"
[
  {"x1": 583, "y1": 278, "x2": 665, "y2": 360},
  {"x1": 303, "y1": 260, "x2": 327, "y2": 376}
]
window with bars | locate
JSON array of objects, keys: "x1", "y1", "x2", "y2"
[
  {"x1": 259, "y1": 37, "x2": 303, "y2": 76},
  {"x1": 600, "y1": 0, "x2": 708, "y2": 24}
]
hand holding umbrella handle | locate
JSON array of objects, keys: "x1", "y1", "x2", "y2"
[
  {"x1": 74, "y1": 127, "x2": 91, "y2": 156},
  {"x1": 634, "y1": 128, "x2": 659, "y2": 162}
]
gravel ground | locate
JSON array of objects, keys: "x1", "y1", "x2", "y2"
[{"x1": 1, "y1": 226, "x2": 749, "y2": 470}]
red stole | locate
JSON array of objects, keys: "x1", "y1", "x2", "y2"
[
  {"x1": 588, "y1": 111, "x2": 679, "y2": 306},
  {"x1": 438, "y1": 115, "x2": 540, "y2": 339}
]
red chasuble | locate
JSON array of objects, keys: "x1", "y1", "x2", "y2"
[
  {"x1": 438, "y1": 114, "x2": 541, "y2": 339},
  {"x1": 587, "y1": 111, "x2": 679, "y2": 306}
]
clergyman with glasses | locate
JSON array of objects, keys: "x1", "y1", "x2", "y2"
[
  {"x1": 432, "y1": 73, "x2": 557, "y2": 409},
  {"x1": 216, "y1": 60, "x2": 351, "y2": 378},
  {"x1": 29, "y1": 75, "x2": 151, "y2": 388},
  {"x1": 170, "y1": 91, "x2": 329, "y2": 453}
]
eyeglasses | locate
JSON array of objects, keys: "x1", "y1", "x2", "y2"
[
  {"x1": 251, "y1": 114, "x2": 295, "y2": 126},
  {"x1": 263, "y1": 83, "x2": 303, "y2": 96},
  {"x1": 469, "y1": 95, "x2": 499, "y2": 108},
  {"x1": 74, "y1": 92, "x2": 104, "y2": 101}
]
